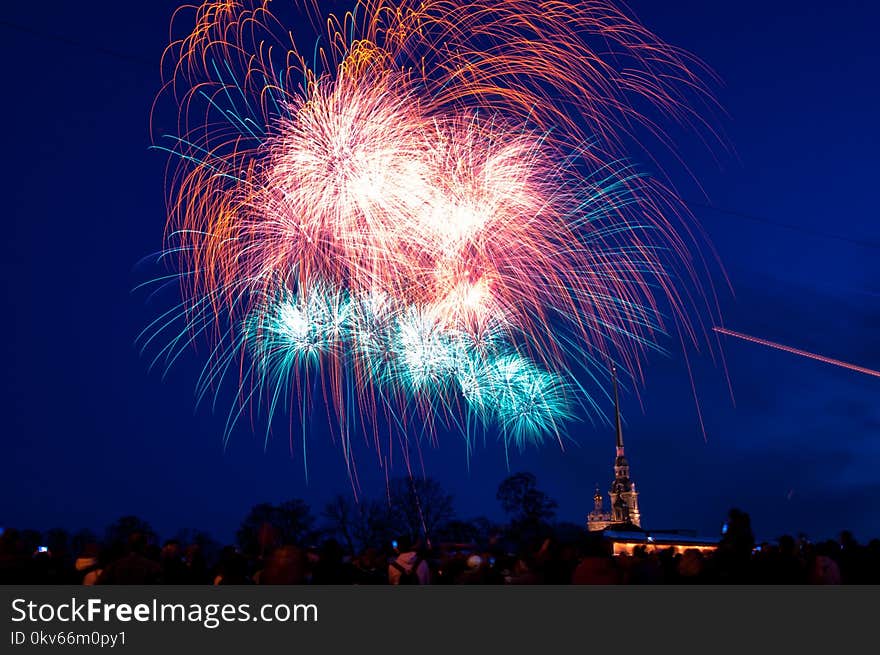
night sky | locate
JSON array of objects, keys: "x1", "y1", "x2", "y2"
[{"x1": 2, "y1": 0, "x2": 878, "y2": 545}]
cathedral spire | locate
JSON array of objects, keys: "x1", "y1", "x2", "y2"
[
  {"x1": 612, "y1": 364, "x2": 624, "y2": 456},
  {"x1": 587, "y1": 365, "x2": 642, "y2": 531}
]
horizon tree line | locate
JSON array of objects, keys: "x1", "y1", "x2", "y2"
[{"x1": 4, "y1": 472, "x2": 572, "y2": 560}]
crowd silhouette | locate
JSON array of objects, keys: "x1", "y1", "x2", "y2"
[{"x1": 2, "y1": 475, "x2": 879, "y2": 585}]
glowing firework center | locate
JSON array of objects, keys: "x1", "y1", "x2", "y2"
[
  {"x1": 150, "y1": 0, "x2": 722, "y2": 467},
  {"x1": 243, "y1": 75, "x2": 576, "y2": 446}
]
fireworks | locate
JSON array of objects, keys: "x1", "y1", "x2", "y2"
[
  {"x1": 144, "y1": 0, "x2": 722, "y2": 470},
  {"x1": 714, "y1": 328, "x2": 880, "y2": 379}
]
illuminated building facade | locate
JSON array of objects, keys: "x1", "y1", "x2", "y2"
[{"x1": 585, "y1": 369, "x2": 720, "y2": 556}]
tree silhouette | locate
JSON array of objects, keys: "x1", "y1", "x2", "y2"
[
  {"x1": 237, "y1": 500, "x2": 315, "y2": 557},
  {"x1": 105, "y1": 516, "x2": 156, "y2": 549},
  {"x1": 497, "y1": 472, "x2": 558, "y2": 543},
  {"x1": 173, "y1": 528, "x2": 220, "y2": 564},
  {"x1": 322, "y1": 495, "x2": 356, "y2": 555},
  {"x1": 470, "y1": 516, "x2": 504, "y2": 545},
  {"x1": 352, "y1": 499, "x2": 396, "y2": 551},
  {"x1": 323, "y1": 495, "x2": 397, "y2": 554},
  {"x1": 552, "y1": 521, "x2": 587, "y2": 544},
  {"x1": 388, "y1": 476, "x2": 455, "y2": 544},
  {"x1": 435, "y1": 519, "x2": 481, "y2": 544}
]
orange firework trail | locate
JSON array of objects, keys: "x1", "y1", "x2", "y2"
[
  {"x1": 713, "y1": 328, "x2": 880, "y2": 378},
  {"x1": 141, "y1": 0, "x2": 726, "y2": 475}
]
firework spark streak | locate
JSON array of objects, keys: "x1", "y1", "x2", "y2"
[
  {"x1": 713, "y1": 328, "x2": 880, "y2": 379},
  {"x1": 141, "y1": 0, "x2": 724, "y2": 474}
]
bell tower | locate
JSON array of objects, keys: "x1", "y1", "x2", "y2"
[
  {"x1": 608, "y1": 365, "x2": 640, "y2": 527},
  {"x1": 587, "y1": 365, "x2": 642, "y2": 531}
]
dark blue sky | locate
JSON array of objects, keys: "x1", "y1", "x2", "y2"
[{"x1": 1, "y1": 1, "x2": 878, "y2": 545}]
